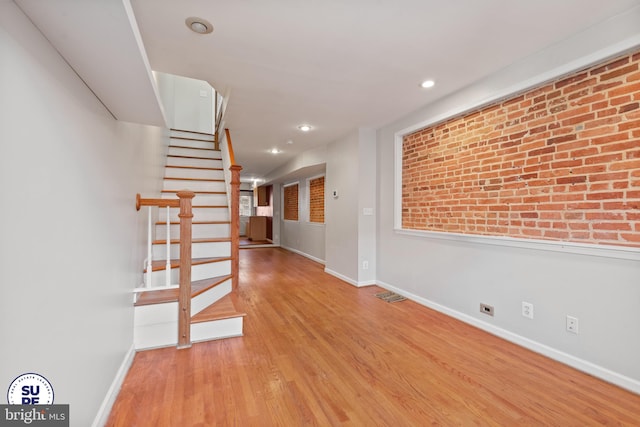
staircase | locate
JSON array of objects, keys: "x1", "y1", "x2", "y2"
[{"x1": 134, "y1": 129, "x2": 245, "y2": 350}]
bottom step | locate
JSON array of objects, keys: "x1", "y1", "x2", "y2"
[
  {"x1": 191, "y1": 295, "x2": 246, "y2": 343},
  {"x1": 134, "y1": 294, "x2": 245, "y2": 350}
]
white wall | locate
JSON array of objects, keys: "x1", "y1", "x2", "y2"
[
  {"x1": 325, "y1": 131, "x2": 359, "y2": 281},
  {"x1": 323, "y1": 129, "x2": 378, "y2": 286},
  {"x1": 357, "y1": 128, "x2": 377, "y2": 285},
  {"x1": 279, "y1": 177, "x2": 326, "y2": 263},
  {"x1": 0, "y1": 3, "x2": 168, "y2": 425},
  {"x1": 376, "y1": 9, "x2": 640, "y2": 392},
  {"x1": 155, "y1": 71, "x2": 214, "y2": 134}
]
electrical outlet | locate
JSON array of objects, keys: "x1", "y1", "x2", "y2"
[
  {"x1": 480, "y1": 303, "x2": 494, "y2": 317},
  {"x1": 522, "y1": 301, "x2": 534, "y2": 319},
  {"x1": 566, "y1": 315, "x2": 579, "y2": 334},
  {"x1": 362, "y1": 261, "x2": 369, "y2": 270}
]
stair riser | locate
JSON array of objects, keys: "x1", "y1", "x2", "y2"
[
  {"x1": 134, "y1": 323, "x2": 178, "y2": 350},
  {"x1": 144, "y1": 260, "x2": 231, "y2": 287},
  {"x1": 159, "y1": 208, "x2": 230, "y2": 222},
  {"x1": 155, "y1": 223, "x2": 231, "y2": 239},
  {"x1": 191, "y1": 279, "x2": 232, "y2": 316},
  {"x1": 168, "y1": 146, "x2": 221, "y2": 159},
  {"x1": 152, "y1": 241, "x2": 231, "y2": 259},
  {"x1": 171, "y1": 130, "x2": 215, "y2": 141},
  {"x1": 165, "y1": 168, "x2": 225, "y2": 180},
  {"x1": 166, "y1": 157, "x2": 222, "y2": 168},
  {"x1": 163, "y1": 179, "x2": 226, "y2": 192},
  {"x1": 135, "y1": 302, "x2": 178, "y2": 326},
  {"x1": 191, "y1": 317, "x2": 243, "y2": 343},
  {"x1": 161, "y1": 193, "x2": 228, "y2": 205},
  {"x1": 170, "y1": 137, "x2": 215, "y2": 150},
  {"x1": 134, "y1": 316, "x2": 242, "y2": 350}
]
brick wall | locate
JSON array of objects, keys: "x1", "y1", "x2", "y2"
[
  {"x1": 402, "y1": 49, "x2": 640, "y2": 247},
  {"x1": 284, "y1": 184, "x2": 299, "y2": 221},
  {"x1": 309, "y1": 176, "x2": 325, "y2": 223}
]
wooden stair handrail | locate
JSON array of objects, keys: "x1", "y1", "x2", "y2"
[
  {"x1": 225, "y1": 128, "x2": 237, "y2": 167},
  {"x1": 225, "y1": 129, "x2": 241, "y2": 290},
  {"x1": 135, "y1": 191, "x2": 195, "y2": 349},
  {"x1": 136, "y1": 194, "x2": 179, "y2": 211}
]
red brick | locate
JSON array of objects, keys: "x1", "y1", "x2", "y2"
[
  {"x1": 586, "y1": 191, "x2": 624, "y2": 200},
  {"x1": 401, "y1": 49, "x2": 640, "y2": 246},
  {"x1": 591, "y1": 57, "x2": 630, "y2": 75},
  {"x1": 600, "y1": 64, "x2": 639, "y2": 81}
]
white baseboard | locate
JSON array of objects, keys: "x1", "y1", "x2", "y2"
[
  {"x1": 281, "y1": 246, "x2": 325, "y2": 265},
  {"x1": 377, "y1": 280, "x2": 640, "y2": 395},
  {"x1": 324, "y1": 268, "x2": 375, "y2": 287},
  {"x1": 92, "y1": 345, "x2": 135, "y2": 427}
]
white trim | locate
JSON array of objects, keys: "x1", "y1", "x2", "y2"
[
  {"x1": 281, "y1": 245, "x2": 325, "y2": 265},
  {"x1": 91, "y1": 344, "x2": 135, "y2": 427},
  {"x1": 324, "y1": 268, "x2": 375, "y2": 288},
  {"x1": 240, "y1": 243, "x2": 279, "y2": 249},
  {"x1": 395, "y1": 229, "x2": 640, "y2": 261},
  {"x1": 376, "y1": 280, "x2": 640, "y2": 395}
]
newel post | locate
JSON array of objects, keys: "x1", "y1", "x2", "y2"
[
  {"x1": 230, "y1": 165, "x2": 242, "y2": 290},
  {"x1": 177, "y1": 190, "x2": 195, "y2": 349}
]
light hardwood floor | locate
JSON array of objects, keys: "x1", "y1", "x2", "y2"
[{"x1": 107, "y1": 248, "x2": 640, "y2": 426}]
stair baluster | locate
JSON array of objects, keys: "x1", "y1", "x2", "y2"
[
  {"x1": 146, "y1": 207, "x2": 153, "y2": 288},
  {"x1": 165, "y1": 205, "x2": 171, "y2": 287}
]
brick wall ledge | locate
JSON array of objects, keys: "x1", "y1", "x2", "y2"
[{"x1": 394, "y1": 228, "x2": 640, "y2": 261}]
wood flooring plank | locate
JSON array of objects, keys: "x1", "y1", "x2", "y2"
[{"x1": 108, "y1": 248, "x2": 640, "y2": 426}]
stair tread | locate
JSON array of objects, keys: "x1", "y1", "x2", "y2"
[
  {"x1": 191, "y1": 294, "x2": 246, "y2": 324},
  {"x1": 167, "y1": 154, "x2": 222, "y2": 160},
  {"x1": 164, "y1": 177, "x2": 225, "y2": 182},
  {"x1": 135, "y1": 275, "x2": 232, "y2": 306},
  {"x1": 153, "y1": 237, "x2": 231, "y2": 244},
  {"x1": 170, "y1": 136, "x2": 215, "y2": 143},
  {"x1": 162, "y1": 190, "x2": 226, "y2": 194},
  {"x1": 165, "y1": 165, "x2": 224, "y2": 171},
  {"x1": 156, "y1": 221, "x2": 231, "y2": 225},
  {"x1": 157, "y1": 205, "x2": 228, "y2": 209},
  {"x1": 146, "y1": 256, "x2": 231, "y2": 272},
  {"x1": 170, "y1": 128, "x2": 214, "y2": 137},
  {"x1": 169, "y1": 145, "x2": 218, "y2": 152}
]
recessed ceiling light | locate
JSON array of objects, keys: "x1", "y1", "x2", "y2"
[
  {"x1": 270, "y1": 148, "x2": 280, "y2": 154},
  {"x1": 298, "y1": 124, "x2": 312, "y2": 132},
  {"x1": 185, "y1": 17, "x2": 213, "y2": 34},
  {"x1": 420, "y1": 80, "x2": 435, "y2": 89},
  {"x1": 286, "y1": 140, "x2": 294, "y2": 145}
]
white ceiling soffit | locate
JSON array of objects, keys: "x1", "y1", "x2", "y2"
[
  {"x1": 15, "y1": 0, "x2": 166, "y2": 127},
  {"x1": 130, "y1": 0, "x2": 640, "y2": 180}
]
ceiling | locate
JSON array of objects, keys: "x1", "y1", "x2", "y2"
[{"x1": 14, "y1": 0, "x2": 640, "y2": 182}]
